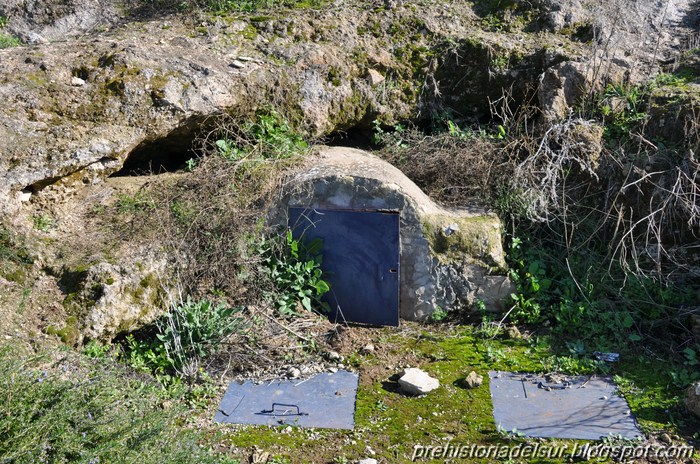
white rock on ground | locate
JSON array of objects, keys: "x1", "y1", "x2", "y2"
[
  {"x1": 399, "y1": 368, "x2": 439, "y2": 395},
  {"x1": 356, "y1": 459, "x2": 378, "y2": 464},
  {"x1": 464, "y1": 371, "x2": 483, "y2": 389}
]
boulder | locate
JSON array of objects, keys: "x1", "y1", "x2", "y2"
[
  {"x1": 399, "y1": 368, "x2": 439, "y2": 395},
  {"x1": 73, "y1": 260, "x2": 166, "y2": 341}
]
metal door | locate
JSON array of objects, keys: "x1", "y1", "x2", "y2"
[{"x1": 289, "y1": 207, "x2": 400, "y2": 326}]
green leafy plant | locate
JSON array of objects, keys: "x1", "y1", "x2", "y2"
[
  {"x1": 32, "y1": 214, "x2": 54, "y2": 232},
  {"x1": 0, "y1": 32, "x2": 20, "y2": 49},
  {"x1": 507, "y1": 237, "x2": 550, "y2": 324},
  {"x1": 671, "y1": 345, "x2": 700, "y2": 388},
  {"x1": 596, "y1": 82, "x2": 650, "y2": 142},
  {"x1": 123, "y1": 297, "x2": 247, "y2": 378},
  {"x1": 259, "y1": 229, "x2": 330, "y2": 317},
  {"x1": 215, "y1": 110, "x2": 307, "y2": 164},
  {"x1": 215, "y1": 138, "x2": 245, "y2": 161},
  {"x1": 117, "y1": 192, "x2": 156, "y2": 214},
  {"x1": 157, "y1": 297, "x2": 246, "y2": 372},
  {"x1": 430, "y1": 305, "x2": 449, "y2": 322},
  {"x1": 372, "y1": 119, "x2": 409, "y2": 148},
  {"x1": 82, "y1": 340, "x2": 112, "y2": 358},
  {"x1": 0, "y1": 346, "x2": 224, "y2": 463}
]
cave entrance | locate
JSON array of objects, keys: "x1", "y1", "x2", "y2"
[
  {"x1": 289, "y1": 207, "x2": 400, "y2": 326},
  {"x1": 110, "y1": 124, "x2": 200, "y2": 177}
]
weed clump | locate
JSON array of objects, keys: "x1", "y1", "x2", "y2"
[{"x1": 0, "y1": 346, "x2": 223, "y2": 464}]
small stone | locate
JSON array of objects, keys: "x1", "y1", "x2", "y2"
[
  {"x1": 237, "y1": 56, "x2": 254, "y2": 61},
  {"x1": 443, "y1": 223, "x2": 460, "y2": 236},
  {"x1": 660, "y1": 433, "x2": 673, "y2": 445},
  {"x1": 464, "y1": 371, "x2": 483, "y2": 389},
  {"x1": 361, "y1": 343, "x2": 375, "y2": 354},
  {"x1": 506, "y1": 326, "x2": 522, "y2": 339},
  {"x1": 398, "y1": 368, "x2": 439, "y2": 395},
  {"x1": 366, "y1": 68, "x2": 385, "y2": 86},
  {"x1": 230, "y1": 60, "x2": 245, "y2": 69},
  {"x1": 357, "y1": 459, "x2": 378, "y2": 464},
  {"x1": 70, "y1": 77, "x2": 86, "y2": 87},
  {"x1": 287, "y1": 367, "x2": 301, "y2": 379},
  {"x1": 22, "y1": 32, "x2": 49, "y2": 45},
  {"x1": 329, "y1": 367, "x2": 338, "y2": 373},
  {"x1": 18, "y1": 191, "x2": 31, "y2": 202},
  {"x1": 327, "y1": 351, "x2": 341, "y2": 361}
]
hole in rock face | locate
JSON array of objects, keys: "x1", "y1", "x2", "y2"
[
  {"x1": 110, "y1": 124, "x2": 200, "y2": 177},
  {"x1": 326, "y1": 126, "x2": 376, "y2": 150}
]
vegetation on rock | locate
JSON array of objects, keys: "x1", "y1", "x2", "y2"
[{"x1": 0, "y1": 0, "x2": 699, "y2": 462}]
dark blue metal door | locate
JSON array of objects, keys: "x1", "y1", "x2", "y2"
[{"x1": 289, "y1": 208, "x2": 400, "y2": 326}]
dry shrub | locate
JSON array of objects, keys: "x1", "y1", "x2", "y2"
[
  {"x1": 140, "y1": 112, "x2": 309, "y2": 304},
  {"x1": 379, "y1": 127, "x2": 509, "y2": 207},
  {"x1": 510, "y1": 118, "x2": 603, "y2": 223}
]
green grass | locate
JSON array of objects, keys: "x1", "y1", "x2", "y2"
[
  {"x1": 206, "y1": 0, "x2": 324, "y2": 13},
  {"x1": 0, "y1": 345, "x2": 233, "y2": 464},
  {"x1": 0, "y1": 225, "x2": 33, "y2": 284},
  {"x1": 0, "y1": 32, "x2": 20, "y2": 49},
  {"x1": 215, "y1": 325, "x2": 700, "y2": 463},
  {"x1": 1, "y1": 323, "x2": 697, "y2": 464}
]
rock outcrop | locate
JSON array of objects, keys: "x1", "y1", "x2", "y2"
[
  {"x1": 0, "y1": 0, "x2": 695, "y2": 341},
  {"x1": 0, "y1": 0, "x2": 692, "y2": 214}
]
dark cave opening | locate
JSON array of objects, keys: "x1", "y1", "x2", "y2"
[{"x1": 110, "y1": 124, "x2": 200, "y2": 177}]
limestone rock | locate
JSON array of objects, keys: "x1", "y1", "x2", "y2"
[
  {"x1": 1, "y1": 0, "x2": 122, "y2": 42},
  {"x1": 357, "y1": 459, "x2": 378, "y2": 464},
  {"x1": 538, "y1": 61, "x2": 595, "y2": 121},
  {"x1": 76, "y1": 260, "x2": 166, "y2": 342},
  {"x1": 686, "y1": 382, "x2": 700, "y2": 418},
  {"x1": 538, "y1": 0, "x2": 588, "y2": 32},
  {"x1": 399, "y1": 368, "x2": 439, "y2": 395},
  {"x1": 464, "y1": 371, "x2": 483, "y2": 389},
  {"x1": 367, "y1": 68, "x2": 385, "y2": 86},
  {"x1": 19, "y1": 31, "x2": 49, "y2": 45}
]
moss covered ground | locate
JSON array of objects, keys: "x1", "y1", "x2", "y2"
[{"x1": 5, "y1": 320, "x2": 694, "y2": 463}]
